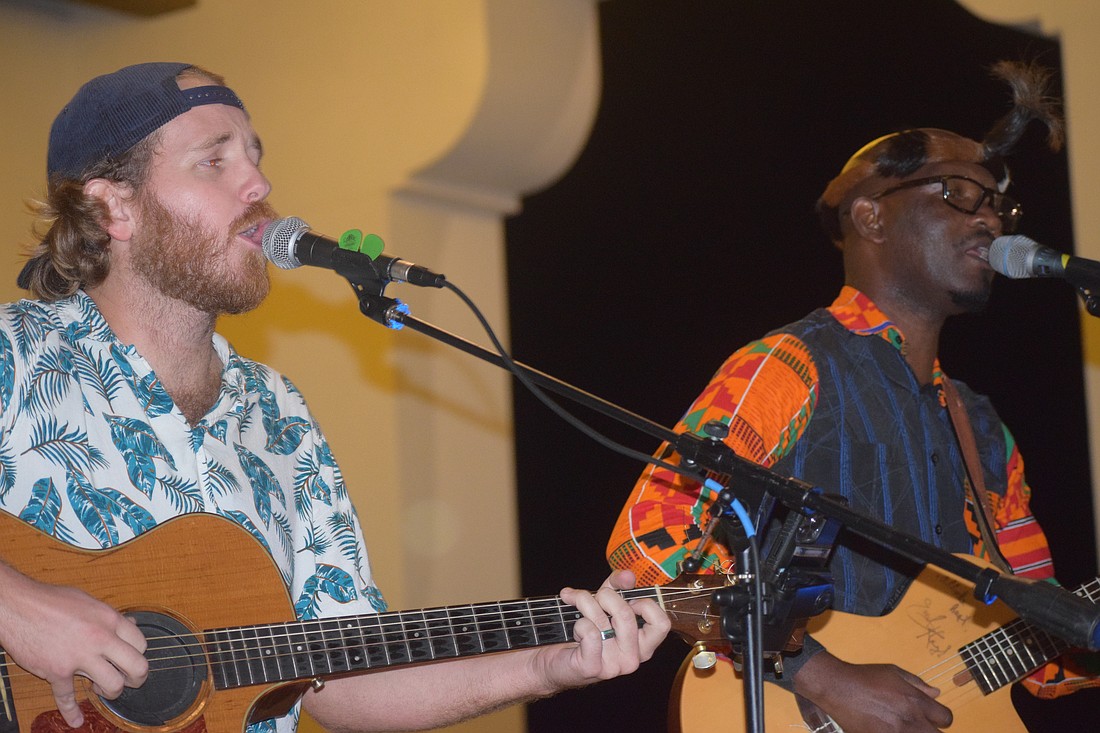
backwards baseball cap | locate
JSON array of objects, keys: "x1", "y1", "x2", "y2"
[
  {"x1": 816, "y1": 60, "x2": 1064, "y2": 244},
  {"x1": 46, "y1": 61, "x2": 246, "y2": 182}
]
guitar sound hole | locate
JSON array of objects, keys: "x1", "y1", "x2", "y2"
[{"x1": 100, "y1": 611, "x2": 207, "y2": 726}]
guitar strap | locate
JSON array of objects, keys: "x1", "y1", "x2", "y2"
[{"x1": 941, "y1": 376, "x2": 1013, "y2": 574}]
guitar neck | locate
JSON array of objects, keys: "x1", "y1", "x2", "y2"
[
  {"x1": 206, "y1": 587, "x2": 662, "y2": 689},
  {"x1": 961, "y1": 577, "x2": 1100, "y2": 694}
]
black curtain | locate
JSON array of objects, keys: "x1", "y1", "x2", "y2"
[{"x1": 506, "y1": 1, "x2": 1096, "y2": 730}]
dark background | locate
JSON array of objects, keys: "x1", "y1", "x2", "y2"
[{"x1": 505, "y1": 1, "x2": 1097, "y2": 730}]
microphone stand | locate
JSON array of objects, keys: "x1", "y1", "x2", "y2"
[{"x1": 350, "y1": 283, "x2": 1100, "y2": 730}]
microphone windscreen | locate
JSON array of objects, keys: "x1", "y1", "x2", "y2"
[
  {"x1": 988, "y1": 235, "x2": 1039, "y2": 279},
  {"x1": 262, "y1": 216, "x2": 310, "y2": 269}
]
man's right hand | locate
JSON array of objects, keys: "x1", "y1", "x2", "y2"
[
  {"x1": 793, "y1": 650, "x2": 953, "y2": 732},
  {"x1": 0, "y1": 564, "x2": 149, "y2": 728}
]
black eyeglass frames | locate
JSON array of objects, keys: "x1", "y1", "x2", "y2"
[{"x1": 869, "y1": 175, "x2": 1022, "y2": 233}]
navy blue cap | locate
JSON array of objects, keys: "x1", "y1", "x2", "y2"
[{"x1": 47, "y1": 61, "x2": 246, "y2": 181}]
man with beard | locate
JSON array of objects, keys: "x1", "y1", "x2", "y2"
[
  {"x1": 608, "y1": 61, "x2": 1097, "y2": 732},
  {"x1": 0, "y1": 63, "x2": 669, "y2": 733}
]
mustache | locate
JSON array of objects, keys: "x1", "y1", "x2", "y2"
[
  {"x1": 230, "y1": 201, "x2": 279, "y2": 235},
  {"x1": 966, "y1": 228, "x2": 996, "y2": 248}
]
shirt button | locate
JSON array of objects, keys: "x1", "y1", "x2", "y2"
[
  {"x1": 930, "y1": 452, "x2": 939, "y2": 465},
  {"x1": 935, "y1": 524, "x2": 943, "y2": 535}
]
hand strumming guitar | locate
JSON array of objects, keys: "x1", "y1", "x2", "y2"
[
  {"x1": 0, "y1": 562, "x2": 149, "y2": 728},
  {"x1": 793, "y1": 650, "x2": 954, "y2": 733}
]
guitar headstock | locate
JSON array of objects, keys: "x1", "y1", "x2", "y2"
[{"x1": 659, "y1": 573, "x2": 730, "y2": 646}]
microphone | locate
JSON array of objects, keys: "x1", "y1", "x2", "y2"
[
  {"x1": 261, "y1": 216, "x2": 446, "y2": 288},
  {"x1": 988, "y1": 235, "x2": 1100, "y2": 290}
]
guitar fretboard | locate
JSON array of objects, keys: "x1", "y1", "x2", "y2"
[
  {"x1": 960, "y1": 578, "x2": 1100, "y2": 694},
  {"x1": 205, "y1": 588, "x2": 660, "y2": 689}
]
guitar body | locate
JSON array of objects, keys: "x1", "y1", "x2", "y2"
[
  {"x1": 673, "y1": 560, "x2": 1027, "y2": 732},
  {"x1": 0, "y1": 511, "x2": 305, "y2": 733}
]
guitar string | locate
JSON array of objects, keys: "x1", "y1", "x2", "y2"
[
  {"x1": 4, "y1": 578, "x2": 1095, "y2": 696},
  {"x1": 0, "y1": 599, "x2": 718, "y2": 687},
  {"x1": 907, "y1": 578, "x2": 1099, "y2": 702},
  {"x1": 916, "y1": 627, "x2": 1065, "y2": 700},
  {"x1": 0, "y1": 587, "x2": 717, "y2": 685}
]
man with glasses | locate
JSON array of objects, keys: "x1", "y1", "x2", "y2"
[{"x1": 607, "y1": 61, "x2": 1097, "y2": 731}]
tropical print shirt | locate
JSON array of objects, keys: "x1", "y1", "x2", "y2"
[
  {"x1": 608, "y1": 286, "x2": 1096, "y2": 697},
  {"x1": 0, "y1": 292, "x2": 386, "y2": 733}
]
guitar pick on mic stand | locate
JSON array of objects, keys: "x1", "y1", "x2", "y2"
[{"x1": 268, "y1": 222, "x2": 1100, "y2": 732}]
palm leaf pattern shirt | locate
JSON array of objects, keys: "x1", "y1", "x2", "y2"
[{"x1": 0, "y1": 291, "x2": 386, "y2": 733}]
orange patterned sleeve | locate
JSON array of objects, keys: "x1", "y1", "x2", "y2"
[
  {"x1": 997, "y1": 428, "x2": 1100, "y2": 697},
  {"x1": 606, "y1": 333, "x2": 818, "y2": 586}
]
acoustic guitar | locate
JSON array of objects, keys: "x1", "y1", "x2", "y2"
[
  {"x1": 0, "y1": 510, "x2": 725, "y2": 733},
  {"x1": 672, "y1": 558, "x2": 1099, "y2": 732}
]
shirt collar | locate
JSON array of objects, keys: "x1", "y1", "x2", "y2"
[{"x1": 827, "y1": 285, "x2": 945, "y2": 387}]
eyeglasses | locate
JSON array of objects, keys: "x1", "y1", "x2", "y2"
[{"x1": 869, "y1": 175, "x2": 1023, "y2": 233}]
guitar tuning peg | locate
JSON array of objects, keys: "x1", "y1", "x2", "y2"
[{"x1": 691, "y1": 642, "x2": 717, "y2": 670}]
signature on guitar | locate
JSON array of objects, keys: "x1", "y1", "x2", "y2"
[{"x1": 905, "y1": 597, "x2": 950, "y2": 657}]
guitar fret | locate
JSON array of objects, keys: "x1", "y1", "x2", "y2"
[
  {"x1": 288, "y1": 623, "x2": 318, "y2": 680},
  {"x1": 269, "y1": 622, "x2": 294, "y2": 681},
  {"x1": 250, "y1": 625, "x2": 279, "y2": 683},
  {"x1": 1006, "y1": 622, "x2": 1042, "y2": 671},
  {"x1": 471, "y1": 601, "x2": 511, "y2": 652},
  {"x1": 529, "y1": 598, "x2": 571, "y2": 645},
  {"x1": 972, "y1": 635, "x2": 1005, "y2": 690},
  {"x1": 499, "y1": 600, "x2": 536, "y2": 648},
  {"x1": 231, "y1": 627, "x2": 254, "y2": 687},
  {"x1": 382, "y1": 611, "x2": 414, "y2": 666},
  {"x1": 399, "y1": 610, "x2": 435, "y2": 664},
  {"x1": 424, "y1": 607, "x2": 460, "y2": 659},
  {"x1": 987, "y1": 628, "x2": 1025, "y2": 682},
  {"x1": 209, "y1": 627, "x2": 246, "y2": 689},
  {"x1": 1033, "y1": 630, "x2": 1063, "y2": 664},
  {"x1": 207, "y1": 631, "x2": 228, "y2": 689},
  {"x1": 962, "y1": 634, "x2": 999, "y2": 694},
  {"x1": 558, "y1": 600, "x2": 583, "y2": 644},
  {"x1": 312, "y1": 619, "x2": 347, "y2": 675},
  {"x1": 449, "y1": 605, "x2": 484, "y2": 656},
  {"x1": 342, "y1": 618, "x2": 370, "y2": 671},
  {"x1": 1017, "y1": 621, "x2": 1060, "y2": 671},
  {"x1": 357, "y1": 614, "x2": 390, "y2": 668},
  {"x1": 247, "y1": 624, "x2": 276, "y2": 683},
  {"x1": 337, "y1": 620, "x2": 355, "y2": 672}
]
